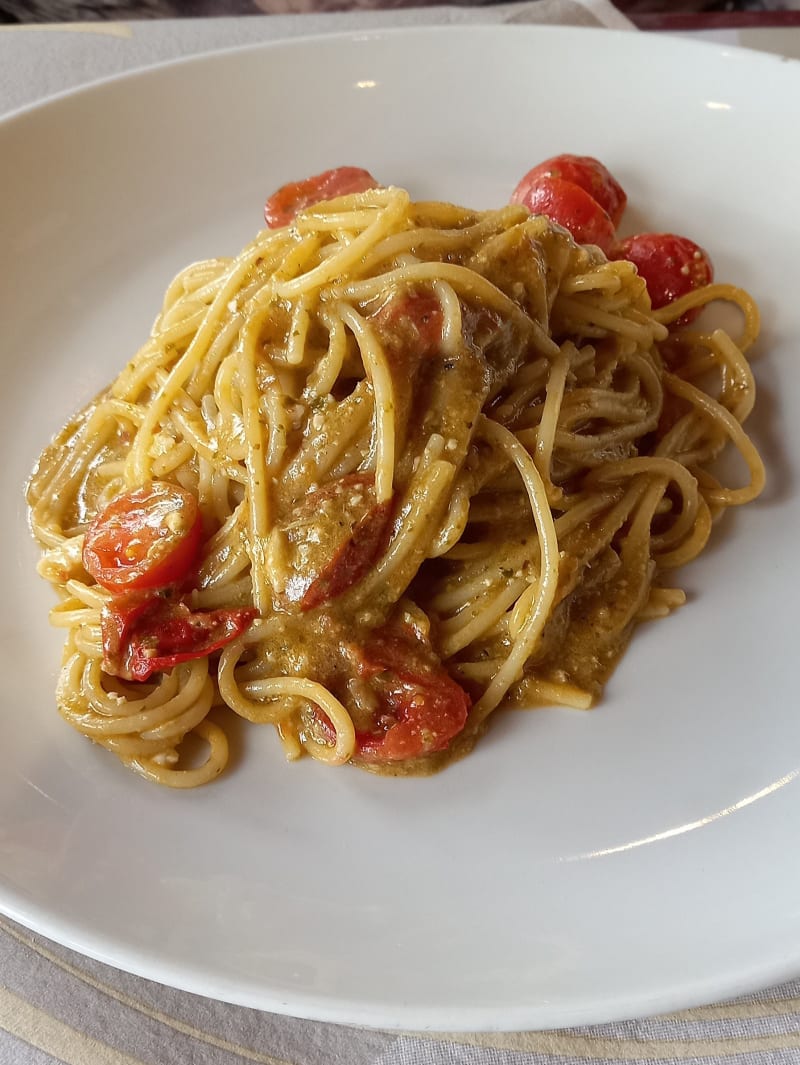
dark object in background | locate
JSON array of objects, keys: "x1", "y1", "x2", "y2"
[
  {"x1": 0, "y1": 0, "x2": 176, "y2": 19},
  {"x1": 0, "y1": 0, "x2": 265, "y2": 20},
  {"x1": 1, "y1": 0, "x2": 797, "y2": 25},
  {"x1": 617, "y1": 0, "x2": 800, "y2": 12},
  {"x1": 616, "y1": 0, "x2": 800, "y2": 28},
  {"x1": 616, "y1": 0, "x2": 773, "y2": 9}
]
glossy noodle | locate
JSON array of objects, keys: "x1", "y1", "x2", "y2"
[{"x1": 27, "y1": 186, "x2": 764, "y2": 786}]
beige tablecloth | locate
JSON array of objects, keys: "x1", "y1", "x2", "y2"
[
  {"x1": 3, "y1": 911, "x2": 800, "y2": 1062},
  {"x1": 2, "y1": 3, "x2": 800, "y2": 1062}
]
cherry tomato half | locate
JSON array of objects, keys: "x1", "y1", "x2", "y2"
[
  {"x1": 264, "y1": 166, "x2": 379, "y2": 229},
  {"x1": 300, "y1": 492, "x2": 393, "y2": 611},
  {"x1": 611, "y1": 232, "x2": 714, "y2": 322},
  {"x1": 353, "y1": 625, "x2": 471, "y2": 762},
  {"x1": 83, "y1": 482, "x2": 203, "y2": 593},
  {"x1": 512, "y1": 175, "x2": 617, "y2": 254},
  {"x1": 513, "y1": 155, "x2": 627, "y2": 227},
  {"x1": 372, "y1": 290, "x2": 445, "y2": 365},
  {"x1": 101, "y1": 598, "x2": 258, "y2": 682}
]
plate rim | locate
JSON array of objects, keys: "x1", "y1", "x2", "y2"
[
  {"x1": 2, "y1": 21, "x2": 797, "y2": 129},
  {"x1": 3, "y1": 890, "x2": 800, "y2": 1032},
  {"x1": 2, "y1": 23, "x2": 799, "y2": 1031}
]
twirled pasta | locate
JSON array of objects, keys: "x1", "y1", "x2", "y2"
[{"x1": 27, "y1": 187, "x2": 764, "y2": 785}]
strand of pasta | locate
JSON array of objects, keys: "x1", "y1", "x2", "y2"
[
  {"x1": 356, "y1": 205, "x2": 528, "y2": 274},
  {"x1": 330, "y1": 261, "x2": 559, "y2": 356},
  {"x1": 351, "y1": 452, "x2": 456, "y2": 604},
  {"x1": 238, "y1": 323, "x2": 272, "y2": 613},
  {"x1": 304, "y1": 306, "x2": 348, "y2": 398},
  {"x1": 470, "y1": 417, "x2": 560, "y2": 723},
  {"x1": 126, "y1": 241, "x2": 276, "y2": 484},
  {"x1": 709, "y1": 327, "x2": 757, "y2": 423},
  {"x1": 662, "y1": 372, "x2": 765, "y2": 505},
  {"x1": 555, "y1": 293, "x2": 668, "y2": 345},
  {"x1": 54, "y1": 650, "x2": 222, "y2": 786},
  {"x1": 533, "y1": 341, "x2": 571, "y2": 504},
  {"x1": 336, "y1": 303, "x2": 395, "y2": 504},
  {"x1": 216, "y1": 638, "x2": 355, "y2": 765},
  {"x1": 653, "y1": 283, "x2": 760, "y2": 353},
  {"x1": 130, "y1": 719, "x2": 229, "y2": 788},
  {"x1": 274, "y1": 187, "x2": 410, "y2": 298}
]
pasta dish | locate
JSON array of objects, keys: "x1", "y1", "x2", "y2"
[{"x1": 27, "y1": 161, "x2": 764, "y2": 787}]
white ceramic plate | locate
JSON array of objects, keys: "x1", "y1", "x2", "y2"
[{"x1": 1, "y1": 26, "x2": 798, "y2": 1031}]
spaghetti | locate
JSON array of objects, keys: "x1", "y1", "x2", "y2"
[{"x1": 27, "y1": 183, "x2": 764, "y2": 786}]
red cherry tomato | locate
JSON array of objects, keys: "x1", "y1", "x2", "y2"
[
  {"x1": 352, "y1": 625, "x2": 470, "y2": 762},
  {"x1": 372, "y1": 290, "x2": 445, "y2": 365},
  {"x1": 511, "y1": 175, "x2": 617, "y2": 254},
  {"x1": 101, "y1": 598, "x2": 257, "y2": 682},
  {"x1": 300, "y1": 493, "x2": 393, "y2": 611},
  {"x1": 83, "y1": 483, "x2": 202, "y2": 593},
  {"x1": 513, "y1": 155, "x2": 627, "y2": 227},
  {"x1": 611, "y1": 233, "x2": 714, "y2": 322},
  {"x1": 264, "y1": 166, "x2": 379, "y2": 229}
]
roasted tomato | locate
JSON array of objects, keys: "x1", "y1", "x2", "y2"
[
  {"x1": 101, "y1": 598, "x2": 257, "y2": 682},
  {"x1": 611, "y1": 232, "x2": 714, "y2": 323},
  {"x1": 264, "y1": 166, "x2": 379, "y2": 228},
  {"x1": 301, "y1": 497, "x2": 393, "y2": 611},
  {"x1": 82, "y1": 482, "x2": 202, "y2": 593},
  {"x1": 350, "y1": 624, "x2": 471, "y2": 762},
  {"x1": 372, "y1": 290, "x2": 445, "y2": 363},
  {"x1": 513, "y1": 154, "x2": 627, "y2": 227},
  {"x1": 273, "y1": 475, "x2": 393, "y2": 611},
  {"x1": 511, "y1": 175, "x2": 617, "y2": 254}
]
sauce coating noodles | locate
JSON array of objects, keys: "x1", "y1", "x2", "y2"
[{"x1": 27, "y1": 187, "x2": 764, "y2": 786}]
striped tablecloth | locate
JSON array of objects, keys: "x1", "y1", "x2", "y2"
[
  {"x1": 3, "y1": 914, "x2": 800, "y2": 1062},
  {"x1": 2, "y1": 4, "x2": 799, "y2": 1062}
]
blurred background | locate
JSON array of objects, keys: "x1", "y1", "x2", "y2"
[{"x1": 1, "y1": 0, "x2": 799, "y2": 23}]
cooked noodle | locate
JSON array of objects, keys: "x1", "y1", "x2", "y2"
[{"x1": 27, "y1": 187, "x2": 764, "y2": 785}]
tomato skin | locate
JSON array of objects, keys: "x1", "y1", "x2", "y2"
[
  {"x1": 83, "y1": 483, "x2": 202, "y2": 593},
  {"x1": 512, "y1": 175, "x2": 617, "y2": 254},
  {"x1": 611, "y1": 232, "x2": 714, "y2": 322},
  {"x1": 264, "y1": 166, "x2": 379, "y2": 229},
  {"x1": 352, "y1": 625, "x2": 470, "y2": 762},
  {"x1": 300, "y1": 497, "x2": 393, "y2": 611},
  {"x1": 277, "y1": 474, "x2": 392, "y2": 611},
  {"x1": 513, "y1": 155, "x2": 627, "y2": 227},
  {"x1": 101, "y1": 598, "x2": 257, "y2": 682},
  {"x1": 373, "y1": 290, "x2": 444, "y2": 362}
]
